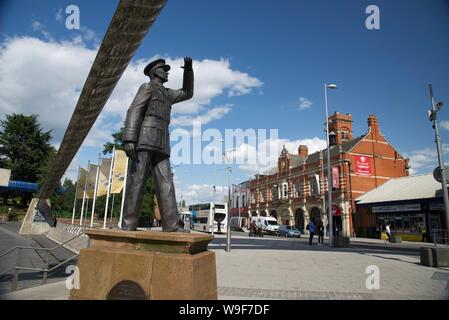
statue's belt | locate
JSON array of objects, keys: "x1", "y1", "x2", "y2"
[{"x1": 141, "y1": 116, "x2": 169, "y2": 129}]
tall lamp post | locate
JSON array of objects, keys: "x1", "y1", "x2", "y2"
[
  {"x1": 226, "y1": 166, "x2": 232, "y2": 252},
  {"x1": 222, "y1": 145, "x2": 236, "y2": 253},
  {"x1": 324, "y1": 83, "x2": 338, "y2": 247},
  {"x1": 428, "y1": 84, "x2": 449, "y2": 233}
]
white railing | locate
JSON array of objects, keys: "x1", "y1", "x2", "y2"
[{"x1": 432, "y1": 229, "x2": 448, "y2": 246}]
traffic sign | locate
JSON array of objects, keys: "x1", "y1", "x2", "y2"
[{"x1": 433, "y1": 166, "x2": 449, "y2": 183}]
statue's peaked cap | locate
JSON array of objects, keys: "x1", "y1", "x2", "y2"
[{"x1": 144, "y1": 58, "x2": 170, "y2": 76}]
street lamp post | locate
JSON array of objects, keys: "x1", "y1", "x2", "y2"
[
  {"x1": 324, "y1": 83, "x2": 338, "y2": 247},
  {"x1": 428, "y1": 84, "x2": 449, "y2": 233},
  {"x1": 222, "y1": 144, "x2": 236, "y2": 253},
  {"x1": 226, "y1": 166, "x2": 232, "y2": 252}
]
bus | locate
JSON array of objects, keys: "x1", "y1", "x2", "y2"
[{"x1": 189, "y1": 202, "x2": 228, "y2": 233}]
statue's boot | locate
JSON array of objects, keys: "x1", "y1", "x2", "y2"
[{"x1": 163, "y1": 219, "x2": 190, "y2": 233}]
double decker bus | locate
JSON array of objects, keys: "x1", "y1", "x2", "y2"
[{"x1": 189, "y1": 202, "x2": 227, "y2": 233}]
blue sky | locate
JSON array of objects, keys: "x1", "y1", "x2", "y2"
[{"x1": 1, "y1": 0, "x2": 449, "y2": 204}]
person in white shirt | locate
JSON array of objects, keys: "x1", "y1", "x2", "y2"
[{"x1": 385, "y1": 223, "x2": 391, "y2": 243}]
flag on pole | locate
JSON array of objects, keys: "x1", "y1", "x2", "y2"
[
  {"x1": 111, "y1": 150, "x2": 128, "y2": 194},
  {"x1": 86, "y1": 164, "x2": 98, "y2": 198},
  {"x1": 97, "y1": 158, "x2": 112, "y2": 197},
  {"x1": 76, "y1": 168, "x2": 88, "y2": 199}
]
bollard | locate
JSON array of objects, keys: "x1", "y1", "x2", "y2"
[{"x1": 11, "y1": 248, "x2": 22, "y2": 291}]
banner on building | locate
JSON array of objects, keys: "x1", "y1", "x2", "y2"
[
  {"x1": 76, "y1": 168, "x2": 88, "y2": 199},
  {"x1": 96, "y1": 158, "x2": 112, "y2": 197},
  {"x1": 328, "y1": 204, "x2": 342, "y2": 216},
  {"x1": 111, "y1": 150, "x2": 128, "y2": 194},
  {"x1": 355, "y1": 156, "x2": 371, "y2": 176},
  {"x1": 85, "y1": 164, "x2": 98, "y2": 199},
  {"x1": 332, "y1": 166, "x2": 339, "y2": 189}
]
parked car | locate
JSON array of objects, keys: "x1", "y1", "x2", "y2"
[{"x1": 277, "y1": 225, "x2": 301, "y2": 238}]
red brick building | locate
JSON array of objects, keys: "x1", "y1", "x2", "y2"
[{"x1": 247, "y1": 112, "x2": 410, "y2": 237}]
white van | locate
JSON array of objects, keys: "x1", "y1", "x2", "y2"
[{"x1": 250, "y1": 216, "x2": 279, "y2": 235}]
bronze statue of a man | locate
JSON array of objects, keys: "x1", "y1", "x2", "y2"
[{"x1": 121, "y1": 57, "x2": 193, "y2": 232}]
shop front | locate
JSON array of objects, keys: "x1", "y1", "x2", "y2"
[
  {"x1": 355, "y1": 173, "x2": 448, "y2": 243},
  {"x1": 373, "y1": 204, "x2": 425, "y2": 241},
  {"x1": 369, "y1": 202, "x2": 445, "y2": 242}
]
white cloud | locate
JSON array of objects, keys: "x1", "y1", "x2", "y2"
[
  {"x1": 236, "y1": 137, "x2": 327, "y2": 176},
  {"x1": 404, "y1": 145, "x2": 449, "y2": 176},
  {"x1": 299, "y1": 97, "x2": 313, "y2": 110},
  {"x1": 56, "y1": 8, "x2": 64, "y2": 22},
  {"x1": 31, "y1": 20, "x2": 54, "y2": 42},
  {"x1": 0, "y1": 36, "x2": 95, "y2": 143},
  {"x1": 175, "y1": 183, "x2": 228, "y2": 205},
  {"x1": 31, "y1": 20, "x2": 44, "y2": 31},
  {"x1": 440, "y1": 120, "x2": 449, "y2": 131},
  {"x1": 171, "y1": 105, "x2": 232, "y2": 127},
  {"x1": 0, "y1": 36, "x2": 263, "y2": 154}
]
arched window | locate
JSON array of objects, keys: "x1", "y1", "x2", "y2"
[
  {"x1": 272, "y1": 185, "x2": 278, "y2": 200},
  {"x1": 309, "y1": 174, "x2": 320, "y2": 196},
  {"x1": 295, "y1": 180, "x2": 301, "y2": 197},
  {"x1": 282, "y1": 182, "x2": 288, "y2": 198}
]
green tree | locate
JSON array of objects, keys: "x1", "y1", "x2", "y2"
[
  {"x1": 0, "y1": 114, "x2": 55, "y2": 205},
  {"x1": 103, "y1": 127, "x2": 124, "y2": 154},
  {"x1": 51, "y1": 178, "x2": 76, "y2": 218},
  {"x1": 0, "y1": 114, "x2": 53, "y2": 181}
]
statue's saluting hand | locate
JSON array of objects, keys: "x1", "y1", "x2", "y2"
[{"x1": 181, "y1": 57, "x2": 192, "y2": 71}]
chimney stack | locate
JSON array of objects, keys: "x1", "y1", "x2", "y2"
[
  {"x1": 298, "y1": 145, "x2": 308, "y2": 157},
  {"x1": 368, "y1": 114, "x2": 380, "y2": 140}
]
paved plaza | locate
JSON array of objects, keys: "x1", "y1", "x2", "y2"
[{"x1": 1, "y1": 223, "x2": 449, "y2": 300}]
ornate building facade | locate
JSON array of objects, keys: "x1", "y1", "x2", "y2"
[{"x1": 246, "y1": 112, "x2": 410, "y2": 237}]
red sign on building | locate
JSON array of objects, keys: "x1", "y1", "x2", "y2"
[
  {"x1": 355, "y1": 156, "x2": 371, "y2": 176},
  {"x1": 332, "y1": 205, "x2": 342, "y2": 216},
  {"x1": 332, "y1": 166, "x2": 339, "y2": 189}
]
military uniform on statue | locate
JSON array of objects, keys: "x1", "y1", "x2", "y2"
[{"x1": 121, "y1": 57, "x2": 194, "y2": 232}]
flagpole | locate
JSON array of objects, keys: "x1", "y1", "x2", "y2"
[
  {"x1": 118, "y1": 157, "x2": 129, "y2": 229},
  {"x1": 71, "y1": 166, "x2": 81, "y2": 224},
  {"x1": 110, "y1": 193, "x2": 115, "y2": 228},
  {"x1": 103, "y1": 146, "x2": 115, "y2": 229},
  {"x1": 84, "y1": 196, "x2": 89, "y2": 226},
  {"x1": 90, "y1": 153, "x2": 101, "y2": 228},
  {"x1": 80, "y1": 161, "x2": 90, "y2": 226}
]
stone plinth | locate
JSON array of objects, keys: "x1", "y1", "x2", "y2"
[
  {"x1": 332, "y1": 237, "x2": 350, "y2": 248},
  {"x1": 420, "y1": 247, "x2": 449, "y2": 267},
  {"x1": 69, "y1": 229, "x2": 217, "y2": 300}
]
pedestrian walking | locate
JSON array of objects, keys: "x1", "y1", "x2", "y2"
[
  {"x1": 385, "y1": 223, "x2": 391, "y2": 243},
  {"x1": 419, "y1": 224, "x2": 428, "y2": 242},
  {"x1": 307, "y1": 220, "x2": 315, "y2": 245},
  {"x1": 318, "y1": 222, "x2": 324, "y2": 245}
]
